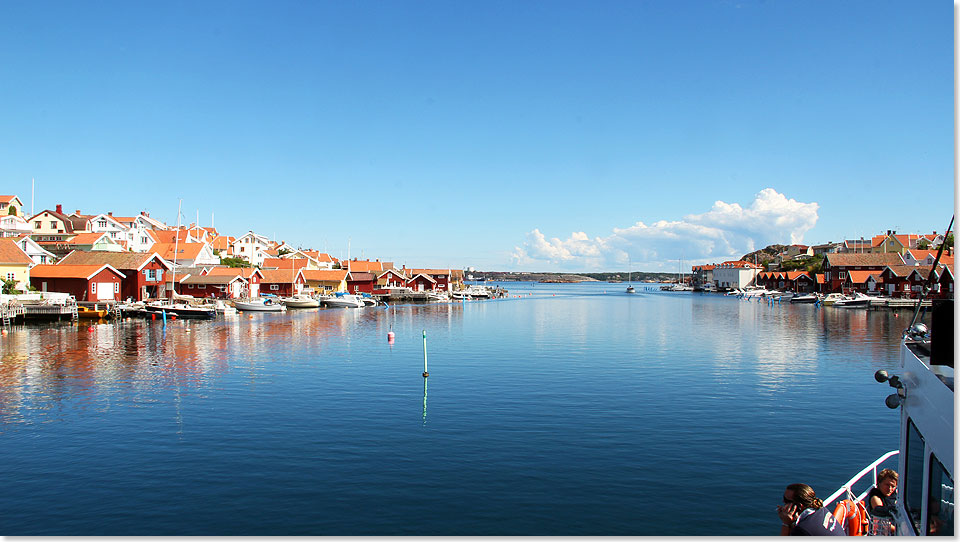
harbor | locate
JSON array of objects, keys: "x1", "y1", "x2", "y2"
[{"x1": 0, "y1": 281, "x2": 911, "y2": 535}]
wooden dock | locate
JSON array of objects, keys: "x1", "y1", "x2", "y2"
[{"x1": 867, "y1": 299, "x2": 933, "y2": 310}]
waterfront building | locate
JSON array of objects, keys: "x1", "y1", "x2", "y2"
[
  {"x1": 879, "y1": 264, "x2": 954, "y2": 298},
  {"x1": 259, "y1": 268, "x2": 306, "y2": 297},
  {"x1": 691, "y1": 264, "x2": 715, "y2": 291},
  {"x1": 712, "y1": 260, "x2": 762, "y2": 290},
  {"x1": 30, "y1": 264, "x2": 125, "y2": 302},
  {"x1": 204, "y1": 267, "x2": 263, "y2": 298},
  {"x1": 179, "y1": 273, "x2": 247, "y2": 299},
  {"x1": 402, "y1": 267, "x2": 458, "y2": 292},
  {"x1": 822, "y1": 252, "x2": 904, "y2": 293},
  {"x1": 346, "y1": 271, "x2": 377, "y2": 294},
  {"x1": 301, "y1": 269, "x2": 348, "y2": 294},
  {"x1": 58, "y1": 251, "x2": 172, "y2": 301}
]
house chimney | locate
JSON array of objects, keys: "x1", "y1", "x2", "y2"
[
  {"x1": 56, "y1": 204, "x2": 62, "y2": 214},
  {"x1": 886, "y1": 230, "x2": 891, "y2": 236},
  {"x1": 75, "y1": 209, "x2": 81, "y2": 215},
  {"x1": 108, "y1": 212, "x2": 113, "y2": 216}
]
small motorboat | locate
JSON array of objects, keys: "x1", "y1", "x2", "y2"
[
  {"x1": 234, "y1": 297, "x2": 285, "y2": 312},
  {"x1": 790, "y1": 293, "x2": 821, "y2": 304},
  {"x1": 834, "y1": 292, "x2": 883, "y2": 308},
  {"x1": 280, "y1": 294, "x2": 320, "y2": 309},
  {"x1": 144, "y1": 301, "x2": 217, "y2": 319},
  {"x1": 322, "y1": 293, "x2": 365, "y2": 308},
  {"x1": 821, "y1": 293, "x2": 847, "y2": 306}
]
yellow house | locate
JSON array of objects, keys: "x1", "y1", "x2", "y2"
[
  {"x1": 28, "y1": 204, "x2": 81, "y2": 242},
  {"x1": 0, "y1": 237, "x2": 35, "y2": 291},
  {"x1": 301, "y1": 269, "x2": 348, "y2": 294},
  {"x1": 872, "y1": 231, "x2": 922, "y2": 254},
  {"x1": 0, "y1": 195, "x2": 24, "y2": 217}
]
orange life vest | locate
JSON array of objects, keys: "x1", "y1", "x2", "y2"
[{"x1": 833, "y1": 498, "x2": 869, "y2": 536}]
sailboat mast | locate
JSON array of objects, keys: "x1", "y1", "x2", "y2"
[{"x1": 170, "y1": 199, "x2": 182, "y2": 299}]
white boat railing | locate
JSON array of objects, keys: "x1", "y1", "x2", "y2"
[{"x1": 822, "y1": 450, "x2": 899, "y2": 508}]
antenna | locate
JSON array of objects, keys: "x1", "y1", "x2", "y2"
[{"x1": 31, "y1": 178, "x2": 34, "y2": 216}]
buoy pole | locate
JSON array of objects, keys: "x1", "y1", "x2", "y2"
[{"x1": 422, "y1": 329, "x2": 429, "y2": 377}]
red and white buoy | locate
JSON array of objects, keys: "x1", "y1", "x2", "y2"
[{"x1": 387, "y1": 331, "x2": 395, "y2": 344}]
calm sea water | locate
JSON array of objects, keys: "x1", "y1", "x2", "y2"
[{"x1": 0, "y1": 282, "x2": 910, "y2": 535}]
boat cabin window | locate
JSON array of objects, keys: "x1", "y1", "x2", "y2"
[
  {"x1": 905, "y1": 419, "x2": 925, "y2": 534},
  {"x1": 927, "y1": 454, "x2": 954, "y2": 535}
]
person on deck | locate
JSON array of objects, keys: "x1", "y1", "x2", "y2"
[
  {"x1": 867, "y1": 469, "x2": 898, "y2": 534},
  {"x1": 777, "y1": 483, "x2": 846, "y2": 536}
]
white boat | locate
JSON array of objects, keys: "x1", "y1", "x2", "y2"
[
  {"x1": 821, "y1": 292, "x2": 848, "y2": 306},
  {"x1": 790, "y1": 293, "x2": 821, "y2": 304},
  {"x1": 821, "y1": 299, "x2": 953, "y2": 536},
  {"x1": 833, "y1": 292, "x2": 883, "y2": 308},
  {"x1": 234, "y1": 297, "x2": 286, "y2": 312},
  {"x1": 144, "y1": 301, "x2": 217, "y2": 319},
  {"x1": 281, "y1": 294, "x2": 320, "y2": 308},
  {"x1": 425, "y1": 291, "x2": 451, "y2": 302},
  {"x1": 626, "y1": 258, "x2": 635, "y2": 293},
  {"x1": 453, "y1": 285, "x2": 491, "y2": 299},
  {"x1": 322, "y1": 293, "x2": 365, "y2": 308}
]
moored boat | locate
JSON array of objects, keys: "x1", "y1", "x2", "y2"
[
  {"x1": 280, "y1": 294, "x2": 320, "y2": 309},
  {"x1": 322, "y1": 293, "x2": 365, "y2": 308},
  {"x1": 234, "y1": 297, "x2": 285, "y2": 312},
  {"x1": 144, "y1": 301, "x2": 217, "y2": 319}
]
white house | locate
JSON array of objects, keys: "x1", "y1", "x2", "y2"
[
  {"x1": 713, "y1": 260, "x2": 762, "y2": 290},
  {"x1": 231, "y1": 231, "x2": 272, "y2": 267},
  {"x1": 0, "y1": 214, "x2": 34, "y2": 237},
  {"x1": 14, "y1": 234, "x2": 56, "y2": 265}
]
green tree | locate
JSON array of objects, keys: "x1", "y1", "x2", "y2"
[
  {"x1": 219, "y1": 257, "x2": 251, "y2": 268},
  {"x1": 917, "y1": 239, "x2": 931, "y2": 250},
  {"x1": 7, "y1": 206, "x2": 16, "y2": 216},
  {"x1": 2, "y1": 278, "x2": 21, "y2": 294},
  {"x1": 278, "y1": 248, "x2": 292, "y2": 256}
]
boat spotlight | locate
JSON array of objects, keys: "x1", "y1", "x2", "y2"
[
  {"x1": 875, "y1": 370, "x2": 889, "y2": 383},
  {"x1": 885, "y1": 393, "x2": 902, "y2": 409},
  {"x1": 906, "y1": 323, "x2": 928, "y2": 340}
]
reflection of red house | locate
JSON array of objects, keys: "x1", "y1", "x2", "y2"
[
  {"x1": 30, "y1": 264, "x2": 126, "y2": 301},
  {"x1": 346, "y1": 272, "x2": 376, "y2": 294}
]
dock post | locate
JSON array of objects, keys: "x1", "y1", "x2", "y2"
[{"x1": 422, "y1": 329, "x2": 429, "y2": 377}]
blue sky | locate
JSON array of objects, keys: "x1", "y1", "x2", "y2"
[{"x1": 0, "y1": 1, "x2": 953, "y2": 271}]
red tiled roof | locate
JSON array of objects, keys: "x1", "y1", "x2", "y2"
[
  {"x1": 826, "y1": 253, "x2": 904, "y2": 267},
  {"x1": 206, "y1": 266, "x2": 260, "y2": 279},
  {"x1": 846, "y1": 270, "x2": 879, "y2": 284},
  {"x1": 152, "y1": 242, "x2": 206, "y2": 260},
  {"x1": 258, "y1": 269, "x2": 302, "y2": 283},
  {"x1": 302, "y1": 269, "x2": 348, "y2": 282},
  {"x1": 31, "y1": 264, "x2": 125, "y2": 280},
  {"x1": 0, "y1": 238, "x2": 33, "y2": 265},
  {"x1": 347, "y1": 272, "x2": 376, "y2": 281}
]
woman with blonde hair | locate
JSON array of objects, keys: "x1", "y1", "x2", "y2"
[{"x1": 777, "y1": 483, "x2": 845, "y2": 535}]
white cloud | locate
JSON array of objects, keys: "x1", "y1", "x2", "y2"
[{"x1": 511, "y1": 188, "x2": 819, "y2": 270}]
